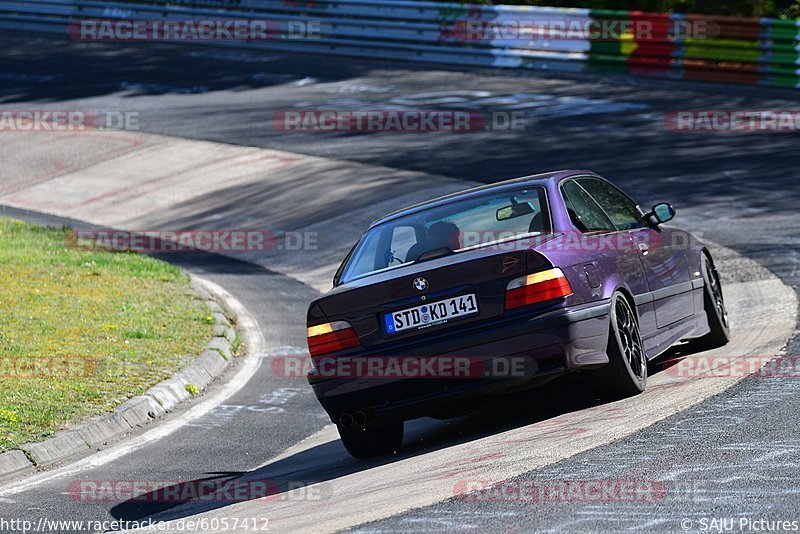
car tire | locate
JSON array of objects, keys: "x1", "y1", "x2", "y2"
[
  {"x1": 696, "y1": 254, "x2": 730, "y2": 349},
  {"x1": 337, "y1": 421, "x2": 404, "y2": 459},
  {"x1": 596, "y1": 292, "x2": 648, "y2": 397}
]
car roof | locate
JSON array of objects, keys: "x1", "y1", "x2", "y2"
[{"x1": 367, "y1": 169, "x2": 597, "y2": 229}]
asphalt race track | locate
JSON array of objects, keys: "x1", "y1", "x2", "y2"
[{"x1": 1, "y1": 31, "x2": 800, "y2": 533}]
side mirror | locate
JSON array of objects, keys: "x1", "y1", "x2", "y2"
[{"x1": 648, "y1": 202, "x2": 676, "y2": 225}]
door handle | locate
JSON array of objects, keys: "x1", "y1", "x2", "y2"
[{"x1": 637, "y1": 242, "x2": 649, "y2": 255}]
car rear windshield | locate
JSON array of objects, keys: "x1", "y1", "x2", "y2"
[{"x1": 339, "y1": 186, "x2": 550, "y2": 284}]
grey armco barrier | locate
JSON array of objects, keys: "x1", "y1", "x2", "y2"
[{"x1": 1, "y1": 0, "x2": 798, "y2": 88}]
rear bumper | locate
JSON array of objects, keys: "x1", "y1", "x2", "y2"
[{"x1": 308, "y1": 301, "x2": 611, "y2": 425}]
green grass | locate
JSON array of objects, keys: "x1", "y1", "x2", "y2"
[{"x1": 0, "y1": 218, "x2": 215, "y2": 451}]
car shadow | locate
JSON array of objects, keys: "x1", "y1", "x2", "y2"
[{"x1": 108, "y1": 340, "x2": 705, "y2": 525}]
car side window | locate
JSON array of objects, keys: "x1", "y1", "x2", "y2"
[
  {"x1": 577, "y1": 177, "x2": 643, "y2": 230},
  {"x1": 561, "y1": 180, "x2": 617, "y2": 233},
  {"x1": 346, "y1": 231, "x2": 382, "y2": 275},
  {"x1": 389, "y1": 226, "x2": 417, "y2": 265}
]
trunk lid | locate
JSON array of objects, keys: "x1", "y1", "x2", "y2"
[{"x1": 315, "y1": 245, "x2": 553, "y2": 349}]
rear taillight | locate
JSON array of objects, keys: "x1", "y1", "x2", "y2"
[
  {"x1": 505, "y1": 268, "x2": 573, "y2": 310},
  {"x1": 307, "y1": 320, "x2": 360, "y2": 357}
]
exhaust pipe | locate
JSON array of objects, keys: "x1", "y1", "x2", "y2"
[
  {"x1": 339, "y1": 413, "x2": 354, "y2": 427},
  {"x1": 354, "y1": 411, "x2": 367, "y2": 426}
]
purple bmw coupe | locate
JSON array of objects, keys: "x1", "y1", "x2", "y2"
[{"x1": 306, "y1": 170, "x2": 729, "y2": 458}]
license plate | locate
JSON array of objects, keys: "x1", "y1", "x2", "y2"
[{"x1": 384, "y1": 294, "x2": 479, "y2": 335}]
